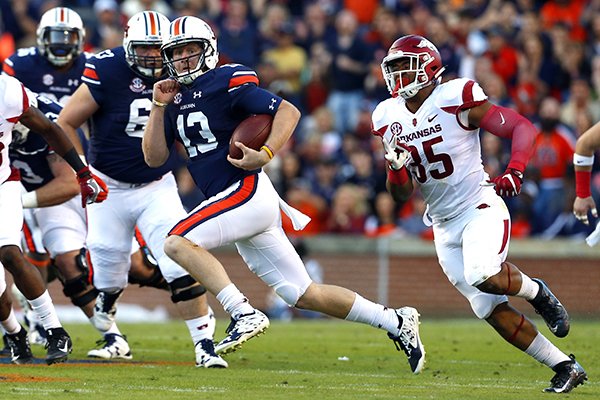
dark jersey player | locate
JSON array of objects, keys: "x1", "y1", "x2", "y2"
[
  {"x1": 57, "y1": 11, "x2": 225, "y2": 368},
  {"x1": 143, "y1": 16, "x2": 425, "y2": 373}
]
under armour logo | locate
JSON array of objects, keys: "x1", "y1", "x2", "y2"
[
  {"x1": 193, "y1": 91, "x2": 202, "y2": 98},
  {"x1": 268, "y1": 98, "x2": 276, "y2": 110},
  {"x1": 68, "y1": 79, "x2": 79, "y2": 86}
]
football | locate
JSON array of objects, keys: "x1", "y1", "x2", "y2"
[{"x1": 229, "y1": 114, "x2": 273, "y2": 160}]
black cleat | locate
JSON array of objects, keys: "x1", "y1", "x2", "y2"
[
  {"x1": 45, "y1": 327, "x2": 72, "y2": 365},
  {"x1": 544, "y1": 354, "x2": 587, "y2": 393},
  {"x1": 527, "y1": 278, "x2": 570, "y2": 338},
  {"x1": 0, "y1": 334, "x2": 12, "y2": 356},
  {"x1": 5, "y1": 327, "x2": 34, "y2": 364}
]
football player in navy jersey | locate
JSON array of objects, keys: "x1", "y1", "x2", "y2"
[
  {"x1": 57, "y1": 11, "x2": 226, "y2": 368},
  {"x1": 143, "y1": 16, "x2": 425, "y2": 374},
  {"x1": 9, "y1": 91, "x2": 168, "y2": 359},
  {"x1": 2, "y1": 7, "x2": 88, "y2": 106}
]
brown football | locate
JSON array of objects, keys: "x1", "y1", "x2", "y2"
[{"x1": 229, "y1": 114, "x2": 274, "y2": 160}]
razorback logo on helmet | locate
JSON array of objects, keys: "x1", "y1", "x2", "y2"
[{"x1": 417, "y1": 38, "x2": 437, "y2": 52}]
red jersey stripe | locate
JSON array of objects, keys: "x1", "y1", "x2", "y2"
[
  {"x1": 2, "y1": 63, "x2": 14, "y2": 76},
  {"x1": 228, "y1": 75, "x2": 259, "y2": 88},
  {"x1": 83, "y1": 67, "x2": 99, "y2": 80},
  {"x1": 169, "y1": 174, "x2": 257, "y2": 236}
]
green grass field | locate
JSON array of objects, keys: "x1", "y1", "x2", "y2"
[{"x1": 0, "y1": 318, "x2": 597, "y2": 399}]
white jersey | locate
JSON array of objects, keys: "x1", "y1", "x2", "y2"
[
  {"x1": 0, "y1": 74, "x2": 30, "y2": 184},
  {"x1": 372, "y1": 78, "x2": 496, "y2": 222}
]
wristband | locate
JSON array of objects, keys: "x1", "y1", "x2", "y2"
[
  {"x1": 261, "y1": 144, "x2": 275, "y2": 159},
  {"x1": 387, "y1": 166, "x2": 409, "y2": 186},
  {"x1": 574, "y1": 153, "x2": 594, "y2": 166},
  {"x1": 575, "y1": 170, "x2": 592, "y2": 198},
  {"x1": 152, "y1": 99, "x2": 168, "y2": 108},
  {"x1": 21, "y1": 191, "x2": 38, "y2": 208}
]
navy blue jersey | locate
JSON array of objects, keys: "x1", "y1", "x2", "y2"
[
  {"x1": 163, "y1": 64, "x2": 282, "y2": 198},
  {"x1": 82, "y1": 47, "x2": 177, "y2": 183},
  {"x1": 9, "y1": 94, "x2": 87, "y2": 192},
  {"x1": 2, "y1": 47, "x2": 88, "y2": 105}
]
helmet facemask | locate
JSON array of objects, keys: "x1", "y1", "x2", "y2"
[
  {"x1": 36, "y1": 7, "x2": 84, "y2": 67},
  {"x1": 123, "y1": 11, "x2": 170, "y2": 79},
  {"x1": 126, "y1": 42, "x2": 165, "y2": 78},
  {"x1": 382, "y1": 52, "x2": 437, "y2": 99},
  {"x1": 161, "y1": 16, "x2": 219, "y2": 85},
  {"x1": 163, "y1": 39, "x2": 215, "y2": 85}
]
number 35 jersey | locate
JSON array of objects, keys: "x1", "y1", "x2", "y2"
[
  {"x1": 163, "y1": 64, "x2": 282, "y2": 198},
  {"x1": 372, "y1": 78, "x2": 493, "y2": 222},
  {"x1": 82, "y1": 46, "x2": 177, "y2": 184}
]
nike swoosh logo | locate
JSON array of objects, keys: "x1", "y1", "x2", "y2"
[
  {"x1": 59, "y1": 343, "x2": 70, "y2": 353},
  {"x1": 499, "y1": 112, "x2": 505, "y2": 125},
  {"x1": 427, "y1": 114, "x2": 438, "y2": 123}
]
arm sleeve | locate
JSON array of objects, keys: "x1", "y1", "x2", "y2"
[{"x1": 479, "y1": 104, "x2": 537, "y2": 172}]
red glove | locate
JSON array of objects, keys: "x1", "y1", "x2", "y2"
[
  {"x1": 76, "y1": 166, "x2": 109, "y2": 207},
  {"x1": 487, "y1": 168, "x2": 523, "y2": 197}
]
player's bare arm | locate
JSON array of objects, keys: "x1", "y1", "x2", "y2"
[
  {"x1": 227, "y1": 100, "x2": 300, "y2": 171},
  {"x1": 28, "y1": 153, "x2": 80, "y2": 207},
  {"x1": 56, "y1": 83, "x2": 100, "y2": 156},
  {"x1": 573, "y1": 122, "x2": 600, "y2": 223},
  {"x1": 142, "y1": 79, "x2": 180, "y2": 167}
]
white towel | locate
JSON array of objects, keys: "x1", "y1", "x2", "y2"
[
  {"x1": 278, "y1": 198, "x2": 311, "y2": 231},
  {"x1": 585, "y1": 221, "x2": 600, "y2": 247}
]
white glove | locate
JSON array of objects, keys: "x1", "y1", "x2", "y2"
[{"x1": 382, "y1": 136, "x2": 410, "y2": 170}]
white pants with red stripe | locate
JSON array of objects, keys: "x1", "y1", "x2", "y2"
[
  {"x1": 173, "y1": 171, "x2": 312, "y2": 306},
  {"x1": 0, "y1": 180, "x2": 24, "y2": 296},
  {"x1": 433, "y1": 192, "x2": 510, "y2": 319},
  {"x1": 86, "y1": 168, "x2": 189, "y2": 290}
]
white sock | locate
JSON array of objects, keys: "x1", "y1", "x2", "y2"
[
  {"x1": 90, "y1": 319, "x2": 123, "y2": 337},
  {"x1": 525, "y1": 333, "x2": 570, "y2": 368},
  {"x1": 516, "y1": 273, "x2": 540, "y2": 300},
  {"x1": 1, "y1": 309, "x2": 21, "y2": 334},
  {"x1": 345, "y1": 293, "x2": 400, "y2": 335},
  {"x1": 28, "y1": 290, "x2": 61, "y2": 330},
  {"x1": 186, "y1": 312, "x2": 215, "y2": 344},
  {"x1": 216, "y1": 284, "x2": 254, "y2": 319}
]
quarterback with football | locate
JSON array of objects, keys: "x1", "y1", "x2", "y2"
[
  {"x1": 143, "y1": 16, "x2": 425, "y2": 374},
  {"x1": 57, "y1": 11, "x2": 224, "y2": 368},
  {"x1": 372, "y1": 34, "x2": 587, "y2": 393}
]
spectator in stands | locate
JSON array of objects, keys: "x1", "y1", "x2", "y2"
[
  {"x1": 325, "y1": 183, "x2": 369, "y2": 234},
  {"x1": 560, "y1": 78, "x2": 600, "y2": 131},
  {"x1": 365, "y1": 191, "x2": 401, "y2": 237},
  {"x1": 88, "y1": 0, "x2": 125, "y2": 51},
  {"x1": 120, "y1": 0, "x2": 172, "y2": 19},
  {"x1": 325, "y1": 9, "x2": 371, "y2": 135},
  {"x1": 483, "y1": 26, "x2": 519, "y2": 89},
  {"x1": 216, "y1": 0, "x2": 259, "y2": 68},
  {"x1": 529, "y1": 97, "x2": 576, "y2": 235}
]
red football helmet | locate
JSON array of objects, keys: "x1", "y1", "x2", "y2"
[{"x1": 381, "y1": 35, "x2": 445, "y2": 99}]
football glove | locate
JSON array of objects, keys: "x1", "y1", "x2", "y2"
[
  {"x1": 382, "y1": 136, "x2": 411, "y2": 171},
  {"x1": 487, "y1": 168, "x2": 523, "y2": 197},
  {"x1": 76, "y1": 166, "x2": 109, "y2": 207}
]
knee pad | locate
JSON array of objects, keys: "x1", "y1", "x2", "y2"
[
  {"x1": 128, "y1": 266, "x2": 168, "y2": 290},
  {"x1": 62, "y1": 273, "x2": 99, "y2": 308},
  {"x1": 168, "y1": 275, "x2": 207, "y2": 303},
  {"x1": 274, "y1": 282, "x2": 304, "y2": 306}
]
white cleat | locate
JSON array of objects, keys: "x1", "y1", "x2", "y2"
[
  {"x1": 195, "y1": 338, "x2": 228, "y2": 368},
  {"x1": 214, "y1": 309, "x2": 269, "y2": 355},
  {"x1": 388, "y1": 306, "x2": 426, "y2": 374},
  {"x1": 87, "y1": 333, "x2": 132, "y2": 360}
]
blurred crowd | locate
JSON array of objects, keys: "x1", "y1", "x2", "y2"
[{"x1": 1, "y1": 0, "x2": 599, "y2": 240}]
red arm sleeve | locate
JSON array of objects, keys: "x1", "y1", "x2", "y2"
[{"x1": 479, "y1": 104, "x2": 537, "y2": 172}]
